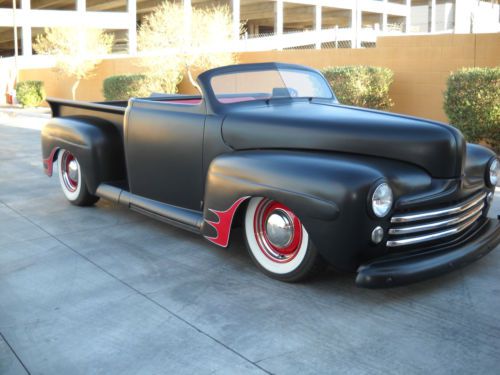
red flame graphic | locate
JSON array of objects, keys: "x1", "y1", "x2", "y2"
[
  {"x1": 43, "y1": 147, "x2": 59, "y2": 176},
  {"x1": 205, "y1": 197, "x2": 249, "y2": 247}
]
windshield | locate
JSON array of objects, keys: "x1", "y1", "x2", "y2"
[{"x1": 210, "y1": 67, "x2": 333, "y2": 104}]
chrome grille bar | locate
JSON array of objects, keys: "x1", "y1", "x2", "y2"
[
  {"x1": 387, "y1": 191, "x2": 487, "y2": 248},
  {"x1": 386, "y1": 211, "x2": 483, "y2": 247},
  {"x1": 388, "y1": 201, "x2": 485, "y2": 236},
  {"x1": 390, "y1": 192, "x2": 486, "y2": 223}
]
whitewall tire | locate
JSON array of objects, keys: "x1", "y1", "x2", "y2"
[
  {"x1": 244, "y1": 197, "x2": 325, "y2": 282},
  {"x1": 57, "y1": 149, "x2": 99, "y2": 206}
]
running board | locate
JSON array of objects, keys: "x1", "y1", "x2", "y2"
[{"x1": 96, "y1": 183, "x2": 203, "y2": 234}]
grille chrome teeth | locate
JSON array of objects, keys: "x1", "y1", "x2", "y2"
[
  {"x1": 390, "y1": 192, "x2": 486, "y2": 223},
  {"x1": 387, "y1": 192, "x2": 487, "y2": 248}
]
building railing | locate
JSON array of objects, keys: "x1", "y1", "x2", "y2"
[{"x1": 236, "y1": 25, "x2": 411, "y2": 51}]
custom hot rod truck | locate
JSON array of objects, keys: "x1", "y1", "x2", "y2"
[{"x1": 42, "y1": 62, "x2": 500, "y2": 287}]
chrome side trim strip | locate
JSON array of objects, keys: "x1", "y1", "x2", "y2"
[
  {"x1": 386, "y1": 211, "x2": 482, "y2": 247},
  {"x1": 390, "y1": 192, "x2": 486, "y2": 223},
  {"x1": 388, "y1": 202, "x2": 485, "y2": 235}
]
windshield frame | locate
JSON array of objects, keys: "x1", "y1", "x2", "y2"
[{"x1": 197, "y1": 62, "x2": 337, "y2": 113}]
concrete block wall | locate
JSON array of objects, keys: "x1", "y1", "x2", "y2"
[{"x1": 18, "y1": 33, "x2": 500, "y2": 124}]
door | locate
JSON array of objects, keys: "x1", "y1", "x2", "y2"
[{"x1": 125, "y1": 99, "x2": 206, "y2": 211}]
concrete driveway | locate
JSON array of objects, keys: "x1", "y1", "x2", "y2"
[{"x1": 1, "y1": 118, "x2": 499, "y2": 375}]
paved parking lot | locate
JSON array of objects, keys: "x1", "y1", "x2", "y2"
[{"x1": 1, "y1": 119, "x2": 499, "y2": 375}]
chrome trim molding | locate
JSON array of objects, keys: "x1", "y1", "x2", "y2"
[
  {"x1": 391, "y1": 192, "x2": 486, "y2": 224},
  {"x1": 388, "y1": 202, "x2": 484, "y2": 236},
  {"x1": 387, "y1": 211, "x2": 482, "y2": 247},
  {"x1": 387, "y1": 191, "x2": 487, "y2": 248}
]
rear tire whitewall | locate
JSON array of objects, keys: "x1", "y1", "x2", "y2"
[
  {"x1": 58, "y1": 149, "x2": 82, "y2": 201},
  {"x1": 56, "y1": 149, "x2": 99, "y2": 207}
]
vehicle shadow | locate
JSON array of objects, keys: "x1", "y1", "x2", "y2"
[{"x1": 226, "y1": 226, "x2": 493, "y2": 303}]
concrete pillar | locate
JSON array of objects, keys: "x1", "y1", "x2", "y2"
[
  {"x1": 128, "y1": 0, "x2": 137, "y2": 54},
  {"x1": 334, "y1": 25, "x2": 338, "y2": 48},
  {"x1": 406, "y1": 0, "x2": 411, "y2": 33},
  {"x1": 443, "y1": 1, "x2": 452, "y2": 31},
  {"x1": 430, "y1": 0, "x2": 436, "y2": 33},
  {"x1": 351, "y1": 6, "x2": 356, "y2": 48},
  {"x1": 454, "y1": 0, "x2": 472, "y2": 33},
  {"x1": 314, "y1": 4, "x2": 321, "y2": 49},
  {"x1": 382, "y1": 14, "x2": 388, "y2": 32},
  {"x1": 20, "y1": 0, "x2": 31, "y2": 56},
  {"x1": 76, "y1": 0, "x2": 85, "y2": 12},
  {"x1": 382, "y1": 0, "x2": 388, "y2": 32},
  {"x1": 352, "y1": 1, "x2": 361, "y2": 48},
  {"x1": 275, "y1": 0, "x2": 283, "y2": 50},
  {"x1": 184, "y1": 0, "x2": 192, "y2": 42},
  {"x1": 232, "y1": 0, "x2": 240, "y2": 41},
  {"x1": 184, "y1": 0, "x2": 191, "y2": 15}
]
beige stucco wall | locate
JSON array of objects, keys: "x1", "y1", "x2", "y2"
[
  {"x1": 19, "y1": 57, "x2": 145, "y2": 103},
  {"x1": 19, "y1": 33, "x2": 500, "y2": 123}
]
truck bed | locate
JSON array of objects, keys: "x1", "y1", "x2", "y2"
[
  {"x1": 46, "y1": 94, "x2": 204, "y2": 136},
  {"x1": 47, "y1": 97, "x2": 128, "y2": 135}
]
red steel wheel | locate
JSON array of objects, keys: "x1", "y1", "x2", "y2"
[
  {"x1": 244, "y1": 197, "x2": 325, "y2": 282},
  {"x1": 57, "y1": 149, "x2": 99, "y2": 206},
  {"x1": 62, "y1": 152, "x2": 79, "y2": 192},
  {"x1": 58, "y1": 150, "x2": 81, "y2": 200}
]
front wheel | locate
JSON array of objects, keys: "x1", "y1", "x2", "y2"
[
  {"x1": 244, "y1": 197, "x2": 325, "y2": 282},
  {"x1": 57, "y1": 149, "x2": 99, "y2": 206}
]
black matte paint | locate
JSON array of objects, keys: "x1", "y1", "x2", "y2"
[
  {"x1": 125, "y1": 98, "x2": 206, "y2": 210},
  {"x1": 41, "y1": 115, "x2": 126, "y2": 192},
  {"x1": 41, "y1": 63, "x2": 499, "y2": 287}
]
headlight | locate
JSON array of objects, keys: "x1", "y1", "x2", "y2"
[
  {"x1": 488, "y1": 158, "x2": 498, "y2": 187},
  {"x1": 371, "y1": 182, "x2": 393, "y2": 218}
]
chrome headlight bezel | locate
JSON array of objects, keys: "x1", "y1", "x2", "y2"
[
  {"x1": 370, "y1": 182, "x2": 393, "y2": 218},
  {"x1": 487, "y1": 158, "x2": 498, "y2": 187}
]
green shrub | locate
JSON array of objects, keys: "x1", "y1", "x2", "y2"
[
  {"x1": 321, "y1": 65, "x2": 394, "y2": 110},
  {"x1": 102, "y1": 74, "x2": 149, "y2": 101},
  {"x1": 15, "y1": 80, "x2": 45, "y2": 107},
  {"x1": 444, "y1": 67, "x2": 499, "y2": 153}
]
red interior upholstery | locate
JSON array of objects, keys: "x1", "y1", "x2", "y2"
[
  {"x1": 218, "y1": 96, "x2": 257, "y2": 104},
  {"x1": 159, "y1": 96, "x2": 259, "y2": 105},
  {"x1": 161, "y1": 98, "x2": 202, "y2": 105}
]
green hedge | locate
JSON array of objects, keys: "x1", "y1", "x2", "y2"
[
  {"x1": 15, "y1": 80, "x2": 45, "y2": 107},
  {"x1": 102, "y1": 74, "x2": 149, "y2": 101},
  {"x1": 321, "y1": 66, "x2": 394, "y2": 110},
  {"x1": 444, "y1": 67, "x2": 499, "y2": 153}
]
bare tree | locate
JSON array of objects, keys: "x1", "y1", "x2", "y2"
[
  {"x1": 34, "y1": 27, "x2": 114, "y2": 100},
  {"x1": 137, "y1": 2, "x2": 239, "y2": 94}
]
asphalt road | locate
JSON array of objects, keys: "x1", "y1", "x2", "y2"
[{"x1": 1, "y1": 120, "x2": 499, "y2": 375}]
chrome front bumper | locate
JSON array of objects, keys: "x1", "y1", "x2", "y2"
[{"x1": 356, "y1": 216, "x2": 500, "y2": 288}]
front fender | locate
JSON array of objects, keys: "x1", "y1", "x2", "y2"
[
  {"x1": 202, "y1": 150, "x2": 395, "y2": 269},
  {"x1": 41, "y1": 115, "x2": 125, "y2": 194}
]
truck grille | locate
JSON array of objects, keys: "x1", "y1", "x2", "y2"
[{"x1": 387, "y1": 191, "x2": 487, "y2": 248}]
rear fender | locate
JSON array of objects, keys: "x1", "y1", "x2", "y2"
[{"x1": 41, "y1": 115, "x2": 125, "y2": 194}]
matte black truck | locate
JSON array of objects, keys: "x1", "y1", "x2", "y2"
[{"x1": 41, "y1": 62, "x2": 500, "y2": 287}]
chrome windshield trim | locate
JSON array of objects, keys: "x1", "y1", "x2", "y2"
[
  {"x1": 386, "y1": 211, "x2": 482, "y2": 247},
  {"x1": 388, "y1": 202, "x2": 485, "y2": 235},
  {"x1": 390, "y1": 192, "x2": 486, "y2": 224}
]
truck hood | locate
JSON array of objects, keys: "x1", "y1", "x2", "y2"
[{"x1": 221, "y1": 101, "x2": 465, "y2": 178}]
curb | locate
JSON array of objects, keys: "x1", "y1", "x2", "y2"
[{"x1": 0, "y1": 107, "x2": 51, "y2": 119}]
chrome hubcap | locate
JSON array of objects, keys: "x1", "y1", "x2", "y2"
[
  {"x1": 253, "y1": 199, "x2": 303, "y2": 263},
  {"x1": 61, "y1": 151, "x2": 79, "y2": 192},
  {"x1": 265, "y1": 210, "x2": 294, "y2": 248},
  {"x1": 68, "y1": 160, "x2": 78, "y2": 182}
]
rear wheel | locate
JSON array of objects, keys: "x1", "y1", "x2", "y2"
[
  {"x1": 57, "y1": 149, "x2": 99, "y2": 206},
  {"x1": 244, "y1": 197, "x2": 325, "y2": 282}
]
